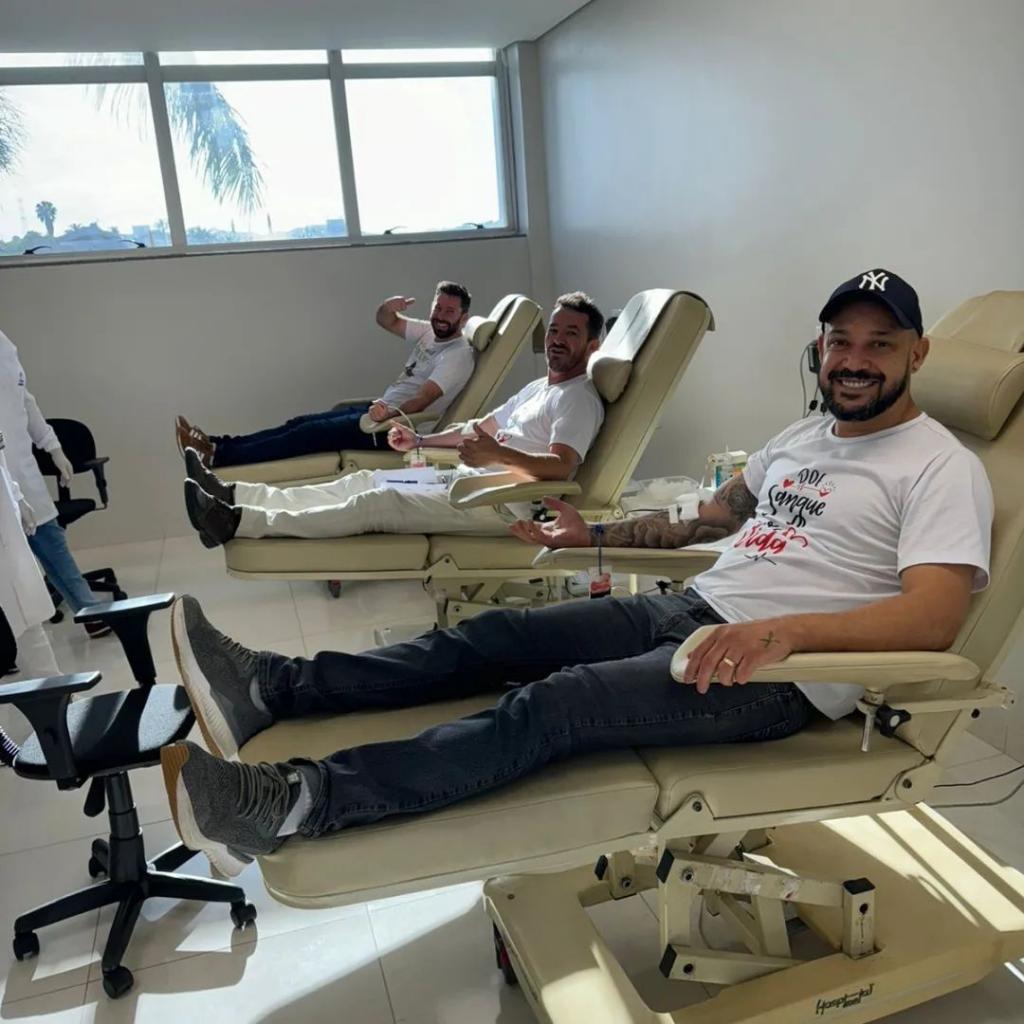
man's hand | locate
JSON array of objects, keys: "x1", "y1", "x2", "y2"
[
  {"x1": 52, "y1": 448, "x2": 74, "y2": 487},
  {"x1": 457, "y1": 423, "x2": 506, "y2": 468},
  {"x1": 509, "y1": 497, "x2": 592, "y2": 548},
  {"x1": 680, "y1": 620, "x2": 794, "y2": 694},
  {"x1": 19, "y1": 498, "x2": 37, "y2": 537},
  {"x1": 368, "y1": 400, "x2": 395, "y2": 423},
  {"x1": 381, "y1": 296, "x2": 415, "y2": 316},
  {"x1": 387, "y1": 423, "x2": 418, "y2": 452}
]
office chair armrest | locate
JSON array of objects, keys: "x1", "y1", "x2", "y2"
[
  {"x1": 532, "y1": 545, "x2": 721, "y2": 577},
  {"x1": 0, "y1": 672, "x2": 102, "y2": 788},
  {"x1": 670, "y1": 626, "x2": 981, "y2": 688},
  {"x1": 449, "y1": 474, "x2": 582, "y2": 510},
  {"x1": 360, "y1": 410, "x2": 434, "y2": 435},
  {"x1": 75, "y1": 593, "x2": 175, "y2": 688}
]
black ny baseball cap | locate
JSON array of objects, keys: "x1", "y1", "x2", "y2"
[{"x1": 818, "y1": 268, "x2": 923, "y2": 336}]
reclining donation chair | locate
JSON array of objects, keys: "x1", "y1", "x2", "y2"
[
  {"x1": 217, "y1": 293, "x2": 543, "y2": 488},
  {"x1": 222, "y1": 289, "x2": 715, "y2": 625},
  {"x1": 0, "y1": 596, "x2": 256, "y2": 999},
  {"x1": 239, "y1": 290, "x2": 1024, "y2": 1023}
]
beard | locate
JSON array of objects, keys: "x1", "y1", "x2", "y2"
[
  {"x1": 431, "y1": 316, "x2": 459, "y2": 339},
  {"x1": 820, "y1": 366, "x2": 910, "y2": 422}
]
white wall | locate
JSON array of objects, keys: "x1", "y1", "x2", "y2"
[
  {"x1": 0, "y1": 236, "x2": 535, "y2": 545},
  {"x1": 538, "y1": 0, "x2": 1024, "y2": 482}
]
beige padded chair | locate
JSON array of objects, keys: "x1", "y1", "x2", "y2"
[
  {"x1": 240, "y1": 292, "x2": 1024, "y2": 1023},
  {"x1": 218, "y1": 294, "x2": 543, "y2": 487},
  {"x1": 223, "y1": 289, "x2": 716, "y2": 624}
]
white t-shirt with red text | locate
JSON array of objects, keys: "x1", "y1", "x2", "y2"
[{"x1": 693, "y1": 413, "x2": 993, "y2": 719}]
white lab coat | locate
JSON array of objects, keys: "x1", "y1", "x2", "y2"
[
  {"x1": 0, "y1": 329, "x2": 60, "y2": 526},
  {"x1": 0, "y1": 433, "x2": 54, "y2": 638}
]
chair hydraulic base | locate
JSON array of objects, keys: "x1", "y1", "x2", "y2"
[
  {"x1": 11, "y1": 773, "x2": 256, "y2": 999},
  {"x1": 485, "y1": 805, "x2": 1024, "y2": 1024}
]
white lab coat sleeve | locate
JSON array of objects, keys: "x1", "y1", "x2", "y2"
[{"x1": 24, "y1": 388, "x2": 61, "y2": 452}]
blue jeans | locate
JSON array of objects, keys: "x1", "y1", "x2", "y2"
[
  {"x1": 211, "y1": 407, "x2": 380, "y2": 467},
  {"x1": 27, "y1": 518, "x2": 100, "y2": 613},
  {"x1": 259, "y1": 591, "x2": 814, "y2": 837}
]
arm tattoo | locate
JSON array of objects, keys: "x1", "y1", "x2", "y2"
[
  {"x1": 721, "y1": 476, "x2": 758, "y2": 527},
  {"x1": 590, "y1": 513, "x2": 730, "y2": 550},
  {"x1": 760, "y1": 631, "x2": 781, "y2": 648}
]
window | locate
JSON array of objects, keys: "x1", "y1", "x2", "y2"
[
  {"x1": 0, "y1": 84, "x2": 168, "y2": 255},
  {"x1": 347, "y1": 76, "x2": 504, "y2": 235},
  {"x1": 0, "y1": 47, "x2": 513, "y2": 260},
  {"x1": 159, "y1": 51, "x2": 325, "y2": 65},
  {"x1": 167, "y1": 80, "x2": 345, "y2": 244},
  {"x1": 341, "y1": 48, "x2": 494, "y2": 64}
]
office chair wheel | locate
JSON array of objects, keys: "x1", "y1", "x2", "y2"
[
  {"x1": 230, "y1": 901, "x2": 258, "y2": 929},
  {"x1": 13, "y1": 931, "x2": 40, "y2": 961},
  {"x1": 113, "y1": 588, "x2": 128, "y2": 602},
  {"x1": 492, "y1": 925, "x2": 518, "y2": 986},
  {"x1": 327, "y1": 580, "x2": 342, "y2": 599},
  {"x1": 87, "y1": 855, "x2": 107, "y2": 879},
  {"x1": 102, "y1": 966, "x2": 134, "y2": 999}
]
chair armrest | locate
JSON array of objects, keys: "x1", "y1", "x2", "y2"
[
  {"x1": 0, "y1": 672, "x2": 102, "y2": 788},
  {"x1": 449, "y1": 474, "x2": 582, "y2": 510},
  {"x1": 669, "y1": 625, "x2": 981, "y2": 687},
  {"x1": 75, "y1": 593, "x2": 175, "y2": 687},
  {"x1": 0, "y1": 671, "x2": 102, "y2": 704},
  {"x1": 331, "y1": 397, "x2": 376, "y2": 411},
  {"x1": 360, "y1": 410, "x2": 434, "y2": 435},
  {"x1": 81, "y1": 456, "x2": 109, "y2": 469},
  {"x1": 532, "y1": 546, "x2": 721, "y2": 577},
  {"x1": 406, "y1": 447, "x2": 463, "y2": 467}
]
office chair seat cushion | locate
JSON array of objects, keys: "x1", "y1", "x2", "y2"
[
  {"x1": 56, "y1": 497, "x2": 98, "y2": 529},
  {"x1": 15, "y1": 683, "x2": 195, "y2": 780}
]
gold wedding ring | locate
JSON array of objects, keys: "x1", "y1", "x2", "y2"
[{"x1": 720, "y1": 657, "x2": 736, "y2": 667}]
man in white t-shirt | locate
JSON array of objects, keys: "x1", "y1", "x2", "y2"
[
  {"x1": 182, "y1": 292, "x2": 606, "y2": 545},
  {"x1": 157, "y1": 270, "x2": 996, "y2": 868},
  {"x1": 174, "y1": 281, "x2": 475, "y2": 468}
]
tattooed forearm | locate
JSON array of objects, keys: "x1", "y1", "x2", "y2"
[
  {"x1": 760, "y1": 631, "x2": 781, "y2": 648},
  {"x1": 590, "y1": 514, "x2": 730, "y2": 549}
]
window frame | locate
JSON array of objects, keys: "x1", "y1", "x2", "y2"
[{"x1": 0, "y1": 49, "x2": 519, "y2": 265}]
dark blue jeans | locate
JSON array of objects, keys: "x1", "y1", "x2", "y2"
[
  {"x1": 211, "y1": 407, "x2": 380, "y2": 467},
  {"x1": 259, "y1": 591, "x2": 813, "y2": 837}
]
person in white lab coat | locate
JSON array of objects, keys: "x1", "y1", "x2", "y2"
[
  {"x1": 0, "y1": 429, "x2": 60, "y2": 763},
  {"x1": 0, "y1": 328, "x2": 110, "y2": 638}
]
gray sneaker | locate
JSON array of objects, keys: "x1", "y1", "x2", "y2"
[
  {"x1": 171, "y1": 595, "x2": 273, "y2": 759},
  {"x1": 161, "y1": 741, "x2": 301, "y2": 878},
  {"x1": 185, "y1": 447, "x2": 235, "y2": 505}
]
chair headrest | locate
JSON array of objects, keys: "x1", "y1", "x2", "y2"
[
  {"x1": 914, "y1": 337, "x2": 1024, "y2": 440},
  {"x1": 927, "y1": 291, "x2": 1024, "y2": 354},
  {"x1": 463, "y1": 315, "x2": 497, "y2": 352},
  {"x1": 587, "y1": 289, "x2": 714, "y2": 402}
]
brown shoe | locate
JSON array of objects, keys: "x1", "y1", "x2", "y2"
[{"x1": 175, "y1": 417, "x2": 214, "y2": 464}]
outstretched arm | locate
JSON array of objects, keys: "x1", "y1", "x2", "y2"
[{"x1": 376, "y1": 295, "x2": 417, "y2": 337}]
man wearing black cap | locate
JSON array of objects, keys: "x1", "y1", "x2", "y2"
[{"x1": 156, "y1": 269, "x2": 993, "y2": 871}]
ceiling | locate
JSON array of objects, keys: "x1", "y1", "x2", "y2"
[{"x1": 0, "y1": 0, "x2": 591, "y2": 53}]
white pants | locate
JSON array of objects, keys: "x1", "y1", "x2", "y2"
[
  {"x1": 1, "y1": 623, "x2": 60, "y2": 743},
  {"x1": 235, "y1": 471, "x2": 512, "y2": 540}
]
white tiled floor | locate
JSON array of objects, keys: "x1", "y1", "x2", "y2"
[{"x1": 2, "y1": 536, "x2": 1024, "y2": 1023}]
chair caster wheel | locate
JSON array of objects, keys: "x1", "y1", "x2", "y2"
[
  {"x1": 13, "y1": 931, "x2": 40, "y2": 961},
  {"x1": 492, "y1": 925, "x2": 518, "y2": 986},
  {"x1": 114, "y1": 589, "x2": 128, "y2": 601},
  {"x1": 231, "y1": 901, "x2": 258, "y2": 929},
  {"x1": 88, "y1": 856, "x2": 107, "y2": 879},
  {"x1": 327, "y1": 580, "x2": 342, "y2": 599},
  {"x1": 102, "y1": 966, "x2": 134, "y2": 999}
]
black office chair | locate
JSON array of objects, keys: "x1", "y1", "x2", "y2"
[
  {"x1": 33, "y1": 419, "x2": 126, "y2": 615},
  {"x1": 0, "y1": 594, "x2": 257, "y2": 999}
]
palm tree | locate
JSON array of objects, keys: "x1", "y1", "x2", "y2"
[
  {"x1": 0, "y1": 60, "x2": 264, "y2": 215},
  {"x1": 35, "y1": 200, "x2": 57, "y2": 236}
]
